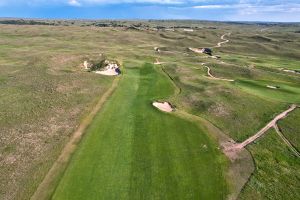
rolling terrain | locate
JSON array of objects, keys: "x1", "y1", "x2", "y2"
[{"x1": 0, "y1": 19, "x2": 299, "y2": 200}]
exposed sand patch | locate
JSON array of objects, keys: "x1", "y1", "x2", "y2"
[
  {"x1": 83, "y1": 61, "x2": 89, "y2": 69},
  {"x1": 95, "y1": 63, "x2": 120, "y2": 76},
  {"x1": 266, "y1": 85, "x2": 279, "y2": 89},
  {"x1": 165, "y1": 28, "x2": 175, "y2": 31},
  {"x1": 152, "y1": 101, "x2": 173, "y2": 112},
  {"x1": 188, "y1": 47, "x2": 202, "y2": 53},
  {"x1": 283, "y1": 69, "x2": 300, "y2": 74},
  {"x1": 183, "y1": 28, "x2": 194, "y2": 32}
]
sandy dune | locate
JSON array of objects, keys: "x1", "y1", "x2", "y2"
[{"x1": 95, "y1": 69, "x2": 119, "y2": 76}]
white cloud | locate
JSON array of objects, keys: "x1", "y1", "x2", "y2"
[
  {"x1": 70, "y1": 0, "x2": 185, "y2": 5},
  {"x1": 193, "y1": 4, "x2": 250, "y2": 9},
  {"x1": 68, "y1": 0, "x2": 81, "y2": 6}
]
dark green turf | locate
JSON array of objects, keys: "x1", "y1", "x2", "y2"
[{"x1": 52, "y1": 63, "x2": 228, "y2": 200}]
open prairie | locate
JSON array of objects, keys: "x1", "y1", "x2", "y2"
[{"x1": 0, "y1": 19, "x2": 299, "y2": 200}]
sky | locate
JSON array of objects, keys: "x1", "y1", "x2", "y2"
[{"x1": 0, "y1": 0, "x2": 300, "y2": 22}]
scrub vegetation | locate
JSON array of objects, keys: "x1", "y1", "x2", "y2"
[{"x1": 0, "y1": 19, "x2": 299, "y2": 200}]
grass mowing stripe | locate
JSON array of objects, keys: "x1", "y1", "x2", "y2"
[{"x1": 52, "y1": 63, "x2": 228, "y2": 200}]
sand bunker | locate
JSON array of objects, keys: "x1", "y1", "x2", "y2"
[
  {"x1": 152, "y1": 101, "x2": 173, "y2": 112},
  {"x1": 83, "y1": 61, "x2": 89, "y2": 69},
  {"x1": 266, "y1": 85, "x2": 279, "y2": 89},
  {"x1": 188, "y1": 47, "x2": 203, "y2": 53},
  {"x1": 95, "y1": 63, "x2": 120, "y2": 76},
  {"x1": 283, "y1": 69, "x2": 300, "y2": 74},
  {"x1": 183, "y1": 29, "x2": 194, "y2": 32}
]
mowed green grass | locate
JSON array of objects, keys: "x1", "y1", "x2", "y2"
[
  {"x1": 234, "y1": 79, "x2": 300, "y2": 103},
  {"x1": 52, "y1": 63, "x2": 228, "y2": 200}
]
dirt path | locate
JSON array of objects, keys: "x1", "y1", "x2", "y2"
[
  {"x1": 31, "y1": 76, "x2": 121, "y2": 200},
  {"x1": 215, "y1": 33, "x2": 231, "y2": 48},
  {"x1": 204, "y1": 65, "x2": 234, "y2": 82},
  {"x1": 225, "y1": 104, "x2": 298, "y2": 153},
  {"x1": 274, "y1": 124, "x2": 300, "y2": 157},
  {"x1": 154, "y1": 58, "x2": 166, "y2": 65}
]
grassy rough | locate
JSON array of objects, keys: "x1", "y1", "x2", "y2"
[
  {"x1": 239, "y1": 129, "x2": 300, "y2": 200},
  {"x1": 1, "y1": 21, "x2": 300, "y2": 200},
  {"x1": 277, "y1": 109, "x2": 300, "y2": 151}
]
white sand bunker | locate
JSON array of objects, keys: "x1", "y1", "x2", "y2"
[
  {"x1": 95, "y1": 62, "x2": 120, "y2": 76},
  {"x1": 152, "y1": 101, "x2": 173, "y2": 112},
  {"x1": 188, "y1": 47, "x2": 202, "y2": 53},
  {"x1": 266, "y1": 85, "x2": 279, "y2": 89},
  {"x1": 83, "y1": 60, "x2": 92, "y2": 70},
  {"x1": 283, "y1": 69, "x2": 300, "y2": 74}
]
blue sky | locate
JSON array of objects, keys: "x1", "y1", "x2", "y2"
[{"x1": 0, "y1": 0, "x2": 300, "y2": 22}]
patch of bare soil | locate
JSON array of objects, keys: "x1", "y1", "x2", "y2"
[
  {"x1": 152, "y1": 101, "x2": 173, "y2": 112},
  {"x1": 83, "y1": 60, "x2": 92, "y2": 70},
  {"x1": 95, "y1": 63, "x2": 120, "y2": 76},
  {"x1": 188, "y1": 47, "x2": 203, "y2": 54},
  {"x1": 183, "y1": 28, "x2": 194, "y2": 32}
]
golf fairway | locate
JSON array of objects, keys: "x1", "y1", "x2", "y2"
[{"x1": 52, "y1": 63, "x2": 228, "y2": 200}]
